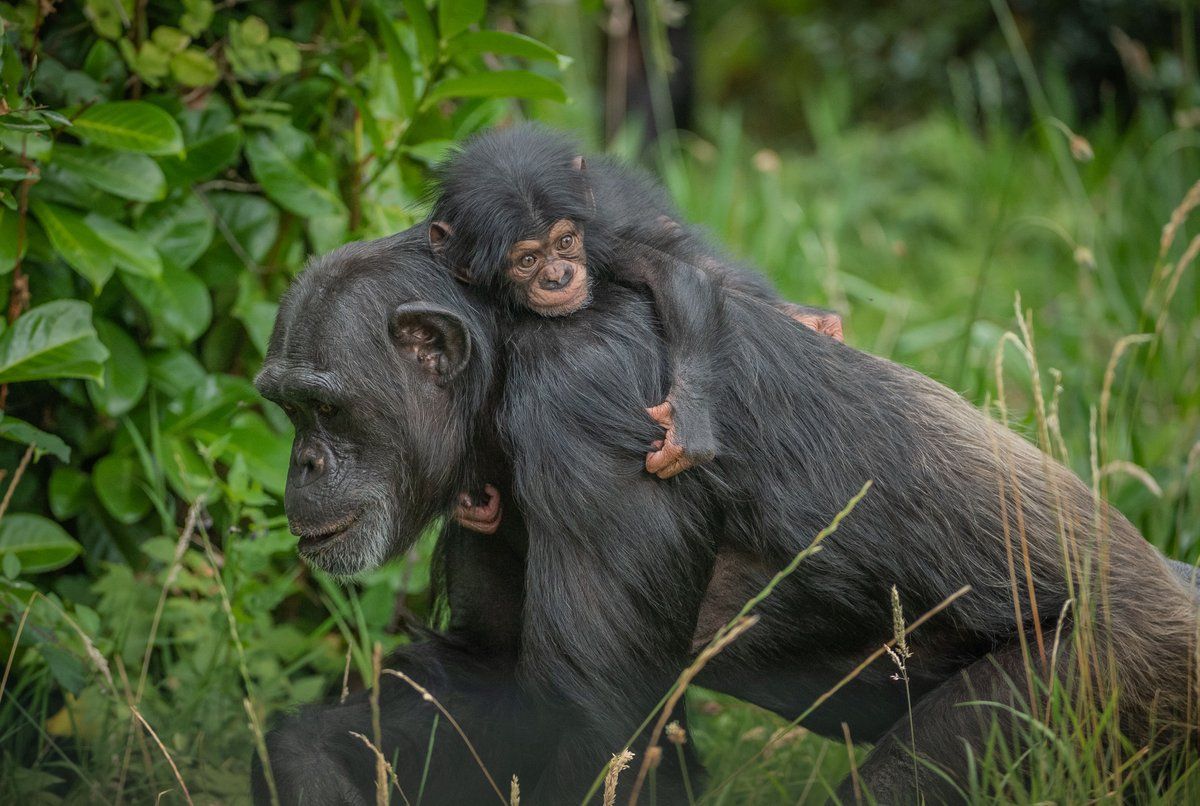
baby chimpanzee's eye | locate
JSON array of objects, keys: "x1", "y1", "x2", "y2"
[
  {"x1": 557, "y1": 234, "x2": 574, "y2": 250},
  {"x1": 317, "y1": 402, "x2": 337, "y2": 417},
  {"x1": 520, "y1": 254, "x2": 537, "y2": 268}
]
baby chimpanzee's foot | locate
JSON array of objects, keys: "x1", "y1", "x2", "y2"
[
  {"x1": 645, "y1": 400, "x2": 717, "y2": 479},
  {"x1": 453, "y1": 484, "x2": 502, "y2": 534}
]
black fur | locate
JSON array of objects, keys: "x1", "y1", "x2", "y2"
[
  {"x1": 255, "y1": 227, "x2": 1198, "y2": 805},
  {"x1": 430, "y1": 125, "x2": 834, "y2": 473}
]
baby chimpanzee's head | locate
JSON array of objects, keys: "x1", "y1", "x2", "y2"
[{"x1": 429, "y1": 125, "x2": 602, "y2": 316}]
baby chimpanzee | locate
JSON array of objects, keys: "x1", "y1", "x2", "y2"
[{"x1": 428, "y1": 126, "x2": 840, "y2": 531}]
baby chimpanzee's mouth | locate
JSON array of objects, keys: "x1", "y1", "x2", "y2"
[{"x1": 294, "y1": 511, "x2": 360, "y2": 553}]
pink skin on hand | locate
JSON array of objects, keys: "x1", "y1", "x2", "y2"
[
  {"x1": 453, "y1": 484, "x2": 502, "y2": 534},
  {"x1": 644, "y1": 400, "x2": 694, "y2": 480}
]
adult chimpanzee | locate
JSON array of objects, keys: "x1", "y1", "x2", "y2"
[
  {"x1": 429, "y1": 125, "x2": 841, "y2": 482},
  {"x1": 253, "y1": 228, "x2": 1198, "y2": 805}
]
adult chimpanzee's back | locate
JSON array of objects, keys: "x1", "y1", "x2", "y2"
[{"x1": 254, "y1": 227, "x2": 1199, "y2": 805}]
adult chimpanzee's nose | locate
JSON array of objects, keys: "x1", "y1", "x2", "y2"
[
  {"x1": 293, "y1": 441, "x2": 332, "y2": 486},
  {"x1": 539, "y1": 263, "x2": 573, "y2": 291}
]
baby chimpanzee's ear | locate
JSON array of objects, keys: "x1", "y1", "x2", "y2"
[
  {"x1": 389, "y1": 303, "x2": 472, "y2": 385},
  {"x1": 428, "y1": 221, "x2": 453, "y2": 252},
  {"x1": 571, "y1": 155, "x2": 586, "y2": 173}
]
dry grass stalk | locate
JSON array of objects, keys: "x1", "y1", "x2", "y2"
[
  {"x1": 665, "y1": 721, "x2": 686, "y2": 746},
  {"x1": 0, "y1": 443, "x2": 34, "y2": 522},
  {"x1": 244, "y1": 698, "x2": 281, "y2": 806},
  {"x1": 131, "y1": 708, "x2": 194, "y2": 805},
  {"x1": 370, "y1": 642, "x2": 386, "y2": 803},
  {"x1": 603, "y1": 749, "x2": 634, "y2": 806},
  {"x1": 583, "y1": 482, "x2": 875, "y2": 804},
  {"x1": 136, "y1": 499, "x2": 204, "y2": 704},
  {"x1": 841, "y1": 722, "x2": 863, "y2": 805},
  {"x1": 0, "y1": 595, "x2": 33, "y2": 705},
  {"x1": 350, "y1": 731, "x2": 410, "y2": 806},
  {"x1": 341, "y1": 644, "x2": 353, "y2": 703},
  {"x1": 118, "y1": 497, "x2": 202, "y2": 806},
  {"x1": 192, "y1": 522, "x2": 286, "y2": 802},
  {"x1": 990, "y1": 331, "x2": 1046, "y2": 711},
  {"x1": 509, "y1": 774, "x2": 520, "y2": 806},
  {"x1": 627, "y1": 614, "x2": 759, "y2": 806},
  {"x1": 703, "y1": 585, "x2": 971, "y2": 799},
  {"x1": 1097, "y1": 461, "x2": 1162, "y2": 497},
  {"x1": 1153, "y1": 233, "x2": 1200, "y2": 339},
  {"x1": 1159, "y1": 178, "x2": 1200, "y2": 260},
  {"x1": 888, "y1": 585, "x2": 919, "y2": 798},
  {"x1": 0, "y1": 443, "x2": 33, "y2": 525},
  {"x1": 383, "y1": 669, "x2": 507, "y2": 805}
]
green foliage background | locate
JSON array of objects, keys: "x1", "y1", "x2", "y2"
[{"x1": 0, "y1": 0, "x2": 1197, "y2": 803}]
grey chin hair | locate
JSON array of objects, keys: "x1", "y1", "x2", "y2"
[{"x1": 302, "y1": 502, "x2": 394, "y2": 579}]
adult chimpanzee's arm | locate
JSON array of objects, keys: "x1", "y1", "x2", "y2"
[
  {"x1": 616, "y1": 239, "x2": 725, "y2": 479},
  {"x1": 500, "y1": 306, "x2": 715, "y2": 803},
  {"x1": 253, "y1": 523, "x2": 555, "y2": 805}
]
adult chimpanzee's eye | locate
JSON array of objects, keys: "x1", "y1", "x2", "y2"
[
  {"x1": 558, "y1": 234, "x2": 573, "y2": 250},
  {"x1": 520, "y1": 254, "x2": 536, "y2": 268}
]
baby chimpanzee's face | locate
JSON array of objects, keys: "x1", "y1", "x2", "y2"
[{"x1": 505, "y1": 218, "x2": 590, "y2": 316}]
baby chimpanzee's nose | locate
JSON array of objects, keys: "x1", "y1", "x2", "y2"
[{"x1": 539, "y1": 263, "x2": 574, "y2": 291}]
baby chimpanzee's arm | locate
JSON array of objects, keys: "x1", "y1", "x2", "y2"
[{"x1": 615, "y1": 239, "x2": 724, "y2": 479}]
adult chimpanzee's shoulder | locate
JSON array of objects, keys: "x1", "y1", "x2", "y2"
[{"x1": 588, "y1": 155, "x2": 680, "y2": 235}]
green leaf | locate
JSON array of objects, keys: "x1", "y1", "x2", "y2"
[
  {"x1": 147, "y1": 349, "x2": 206, "y2": 397},
  {"x1": 29, "y1": 200, "x2": 116, "y2": 290},
  {"x1": 0, "y1": 513, "x2": 83, "y2": 574},
  {"x1": 453, "y1": 30, "x2": 566, "y2": 65},
  {"x1": 50, "y1": 143, "x2": 167, "y2": 202},
  {"x1": 220, "y1": 412, "x2": 289, "y2": 495},
  {"x1": 123, "y1": 262, "x2": 212, "y2": 343},
  {"x1": 171, "y1": 48, "x2": 219, "y2": 88},
  {"x1": 0, "y1": 300, "x2": 109, "y2": 384},
  {"x1": 161, "y1": 125, "x2": 241, "y2": 186},
  {"x1": 0, "y1": 414, "x2": 71, "y2": 461},
  {"x1": 87, "y1": 215, "x2": 163, "y2": 278},
  {"x1": 73, "y1": 101, "x2": 184, "y2": 155},
  {"x1": 245, "y1": 128, "x2": 345, "y2": 218},
  {"x1": 402, "y1": 0, "x2": 439, "y2": 67},
  {"x1": 369, "y1": 1, "x2": 416, "y2": 115},
  {"x1": 438, "y1": 0, "x2": 485, "y2": 40},
  {"x1": 141, "y1": 194, "x2": 214, "y2": 269},
  {"x1": 0, "y1": 206, "x2": 25, "y2": 274},
  {"x1": 87, "y1": 318, "x2": 148, "y2": 416},
  {"x1": 425, "y1": 70, "x2": 567, "y2": 104},
  {"x1": 92, "y1": 453, "x2": 152, "y2": 524},
  {"x1": 49, "y1": 466, "x2": 90, "y2": 520}
]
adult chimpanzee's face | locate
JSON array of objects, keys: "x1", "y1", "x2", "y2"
[{"x1": 254, "y1": 237, "x2": 483, "y2": 576}]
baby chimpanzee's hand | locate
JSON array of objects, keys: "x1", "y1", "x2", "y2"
[
  {"x1": 453, "y1": 484, "x2": 502, "y2": 534},
  {"x1": 645, "y1": 396, "x2": 717, "y2": 479}
]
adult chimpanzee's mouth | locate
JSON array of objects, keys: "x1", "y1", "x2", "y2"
[{"x1": 293, "y1": 511, "x2": 360, "y2": 554}]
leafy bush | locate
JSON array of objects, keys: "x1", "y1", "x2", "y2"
[{"x1": 0, "y1": 0, "x2": 566, "y2": 799}]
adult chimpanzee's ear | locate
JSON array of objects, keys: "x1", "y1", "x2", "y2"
[
  {"x1": 389, "y1": 303, "x2": 472, "y2": 385},
  {"x1": 571, "y1": 155, "x2": 586, "y2": 173},
  {"x1": 428, "y1": 221, "x2": 453, "y2": 253}
]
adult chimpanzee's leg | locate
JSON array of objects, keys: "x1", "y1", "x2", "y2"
[
  {"x1": 253, "y1": 639, "x2": 542, "y2": 805},
  {"x1": 840, "y1": 640, "x2": 1033, "y2": 806},
  {"x1": 253, "y1": 523, "x2": 554, "y2": 805}
]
